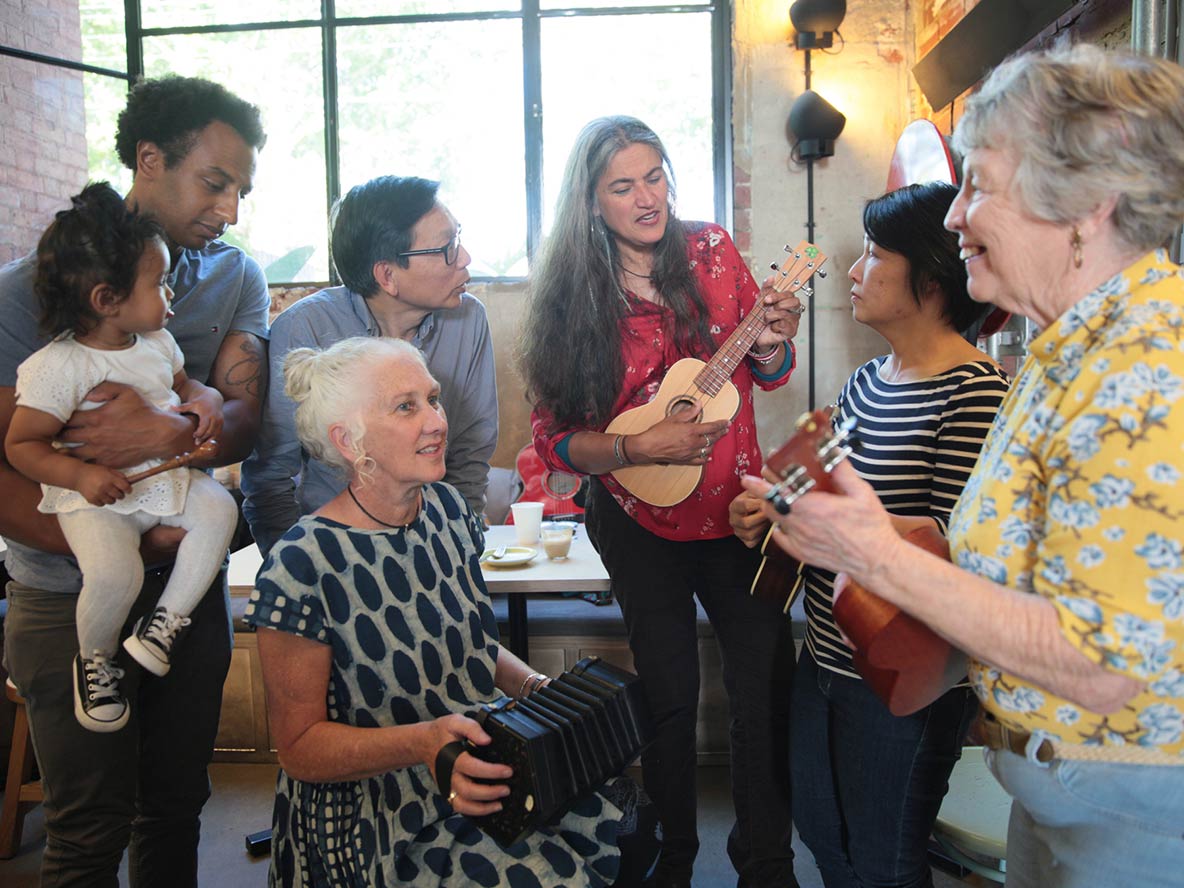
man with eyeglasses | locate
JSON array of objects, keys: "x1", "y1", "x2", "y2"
[{"x1": 241, "y1": 175, "x2": 498, "y2": 556}]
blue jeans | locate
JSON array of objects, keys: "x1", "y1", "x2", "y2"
[
  {"x1": 790, "y1": 649, "x2": 977, "y2": 888},
  {"x1": 987, "y1": 748, "x2": 1184, "y2": 888}
]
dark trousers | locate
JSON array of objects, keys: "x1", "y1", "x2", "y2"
[
  {"x1": 790, "y1": 648, "x2": 977, "y2": 888},
  {"x1": 4, "y1": 568, "x2": 232, "y2": 888},
  {"x1": 586, "y1": 481, "x2": 796, "y2": 886}
]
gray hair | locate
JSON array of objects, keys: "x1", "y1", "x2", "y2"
[
  {"x1": 283, "y1": 337, "x2": 429, "y2": 482},
  {"x1": 953, "y1": 44, "x2": 1184, "y2": 251}
]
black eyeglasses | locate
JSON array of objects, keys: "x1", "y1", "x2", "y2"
[{"x1": 396, "y1": 226, "x2": 462, "y2": 266}]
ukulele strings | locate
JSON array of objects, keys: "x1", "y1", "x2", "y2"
[{"x1": 682, "y1": 246, "x2": 815, "y2": 400}]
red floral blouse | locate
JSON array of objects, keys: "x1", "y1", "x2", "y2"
[{"x1": 531, "y1": 222, "x2": 795, "y2": 542}]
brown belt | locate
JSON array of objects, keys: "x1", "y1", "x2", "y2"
[
  {"x1": 976, "y1": 712, "x2": 1055, "y2": 763},
  {"x1": 977, "y1": 712, "x2": 1184, "y2": 766}
]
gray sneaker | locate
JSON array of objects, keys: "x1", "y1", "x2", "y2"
[
  {"x1": 123, "y1": 607, "x2": 191, "y2": 677},
  {"x1": 74, "y1": 652, "x2": 129, "y2": 732}
]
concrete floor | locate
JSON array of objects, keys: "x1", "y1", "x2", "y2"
[{"x1": 0, "y1": 763, "x2": 991, "y2": 887}]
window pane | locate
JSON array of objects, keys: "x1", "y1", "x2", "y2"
[
  {"x1": 84, "y1": 72, "x2": 133, "y2": 192},
  {"x1": 80, "y1": 0, "x2": 126, "y2": 72},
  {"x1": 541, "y1": 1, "x2": 697, "y2": 9},
  {"x1": 337, "y1": 20, "x2": 526, "y2": 277},
  {"x1": 541, "y1": 12, "x2": 714, "y2": 230},
  {"x1": 337, "y1": 1, "x2": 515, "y2": 15},
  {"x1": 144, "y1": 30, "x2": 329, "y2": 282},
  {"x1": 141, "y1": 0, "x2": 320, "y2": 30}
]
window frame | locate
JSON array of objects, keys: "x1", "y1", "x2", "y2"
[{"x1": 1, "y1": 0, "x2": 732, "y2": 283}]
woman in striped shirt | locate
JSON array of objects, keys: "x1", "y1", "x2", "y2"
[{"x1": 735, "y1": 182, "x2": 1009, "y2": 887}]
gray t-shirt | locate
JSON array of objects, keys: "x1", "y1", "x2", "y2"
[
  {"x1": 239, "y1": 285, "x2": 498, "y2": 556},
  {"x1": 0, "y1": 242, "x2": 270, "y2": 593}
]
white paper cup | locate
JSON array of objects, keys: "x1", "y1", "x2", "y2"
[{"x1": 510, "y1": 502, "x2": 544, "y2": 545}]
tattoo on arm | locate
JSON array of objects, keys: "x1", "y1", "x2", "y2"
[{"x1": 221, "y1": 334, "x2": 265, "y2": 402}]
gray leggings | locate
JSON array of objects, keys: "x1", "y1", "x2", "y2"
[{"x1": 58, "y1": 470, "x2": 239, "y2": 658}]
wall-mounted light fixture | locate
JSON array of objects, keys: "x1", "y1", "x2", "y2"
[
  {"x1": 789, "y1": 0, "x2": 847, "y2": 49},
  {"x1": 787, "y1": 89, "x2": 846, "y2": 160},
  {"x1": 786, "y1": 0, "x2": 846, "y2": 409}
]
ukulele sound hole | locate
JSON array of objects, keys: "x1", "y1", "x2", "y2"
[
  {"x1": 544, "y1": 472, "x2": 580, "y2": 499},
  {"x1": 666, "y1": 397, "x2": 698, "y2": 418}
]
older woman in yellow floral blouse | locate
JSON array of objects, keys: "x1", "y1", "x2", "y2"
[{"x1": 745, "y1": 45, "x2": 1184, "y2": 888}]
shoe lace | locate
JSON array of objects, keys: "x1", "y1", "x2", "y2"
[
  {"x1": 86, "y1": 654, "x2": 125, "y2": 702},
  {"x1": 144, "y1": 609, "x2": 192, "y2": 645}
]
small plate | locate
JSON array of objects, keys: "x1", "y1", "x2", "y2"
[{"x1": 480, "y1": 546, "x2": 538, "y2": 568}]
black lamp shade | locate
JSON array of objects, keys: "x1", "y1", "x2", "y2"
[
  {"x1": 790, "y1": 0, "x2": 846, "y2": 48},
  {"x1": 788, "y1": 89, "x2": 846, "y2": 159}
]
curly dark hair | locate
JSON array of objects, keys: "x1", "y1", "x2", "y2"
[
  {"x1": 115, "y1": 76, "x2": 267, "y2": 171},
  {"x1": 35, "y1": 182, "x2": 166, "y2": 338}
]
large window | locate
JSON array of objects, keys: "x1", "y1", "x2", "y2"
[{"x1": 4, "y1": 2, "x2": 730, "y2": 282}]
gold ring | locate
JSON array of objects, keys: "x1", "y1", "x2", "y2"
[
  {"x1": 703, "y1": 433, "x2": 711, "y2": 446},
  {"x1": 447, "y1": 790, "x2": 458, "y2": 804},
  {"x1": 700, "y1": 447, "x2": 708, "y2": 460}
]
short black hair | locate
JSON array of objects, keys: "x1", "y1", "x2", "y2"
[
  {"x1": 862, "y1": 182, "x2": 988, "y2": 335},
  {"x1": 329, "y1": 176, "x2": 440, "y2": 297},
  {"x1": 115, "y1": 76, "x2": 267, "y2": 171},
  {"x1": 35, "y1": 182, "x2": 166, "y2": 338}
]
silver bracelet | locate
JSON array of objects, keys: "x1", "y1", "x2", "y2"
[
  {"x1": 612, "y1": 434, "x2": 632, "y2": 467},
  {"x1": 518, "y1": 672, "x2": 546, "y2": 699}
]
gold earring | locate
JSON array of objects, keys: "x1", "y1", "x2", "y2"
[{"x1": 1071, "y1": 227, "x2": 1084, "y2": 269}]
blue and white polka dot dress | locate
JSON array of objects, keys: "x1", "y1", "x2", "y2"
[{"x1": 246, "y1": 483, "x2": 622, "y2": 887}]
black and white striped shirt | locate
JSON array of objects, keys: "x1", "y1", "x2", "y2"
[{"x1": 804, "y1": 357, "x2": 1010, "y2": 678}]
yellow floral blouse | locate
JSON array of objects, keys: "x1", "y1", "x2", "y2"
[{"x1": 949, "y1": 250, "x2": 1184, "y2": 757}]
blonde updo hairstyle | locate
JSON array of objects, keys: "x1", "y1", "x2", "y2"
[
  {"x1": 953, "y1": 44, "x2": 1184, "y2": 252},
  {"x1": 283, "y1": 337, "x2": 431, "y2": 485}
]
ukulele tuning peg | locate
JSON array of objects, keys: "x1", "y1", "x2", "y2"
[
  {"x1": 816, "y1": 270, "x2": 828, "y2": 279},
  {"x1": 770, "y1": 262, "x2": 780, "y2": 271},
  {"x1": 800, "y1": 286, "x2": 814, "y2": 300},
  {"x1": 770, "y1": 492, "x2": 793, "y2": 515},
  {"x1": 782, "y1": 243, "x2": 792, "y2": 253}
]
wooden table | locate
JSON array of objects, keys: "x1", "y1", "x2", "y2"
[{"x1": 227, "y1": 525, "x2": 610, "y2": 661}]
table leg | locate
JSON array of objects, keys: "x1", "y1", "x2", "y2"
[{"x1": 507, "y1": 596, "x2": 529, "y2": 662}]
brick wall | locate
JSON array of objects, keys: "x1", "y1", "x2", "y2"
[{"x1": 0, "y1": 1, "x2": 89, "y2": 265}]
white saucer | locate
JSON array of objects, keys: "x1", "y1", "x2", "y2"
[{"x1": 480, "y1": 546, "x2": 538, "y2": 568}]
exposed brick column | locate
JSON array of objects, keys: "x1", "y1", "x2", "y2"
[
  {"x1": 0, "y1": 0, "x2": 89, "y2": 265},
  {"x1": 733, "y1": 162, "x2": 752, "y2": 255}
]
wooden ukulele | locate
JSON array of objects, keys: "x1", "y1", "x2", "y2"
[
  {"x1": 605, "y1": 241, "x2": 827, "y2": 507},
  {"x1": 511, "y1": 443, "x2": 585, "y2": 522},
  {"x1": 831, "y1": 526, "x2": 967, "y2": 716},
  {"x1": 757, "y1": 412, "x2": 966, "y2": 717},
  {"x1": 750, "y1": 411, "x2": 853, "y2": 611}
]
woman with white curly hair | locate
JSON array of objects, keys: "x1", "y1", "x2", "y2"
[{"x1": 745, "y1": 44, "x2": 1184, "y2": 887}]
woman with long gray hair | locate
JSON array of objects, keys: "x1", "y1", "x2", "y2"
[{"x1": 520, "y1": 116, "x2": 804, "y2": 888}]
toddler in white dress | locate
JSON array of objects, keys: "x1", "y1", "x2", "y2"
[{"x1": 4, "y1": 183, "x2": 238, "y2": 731}]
